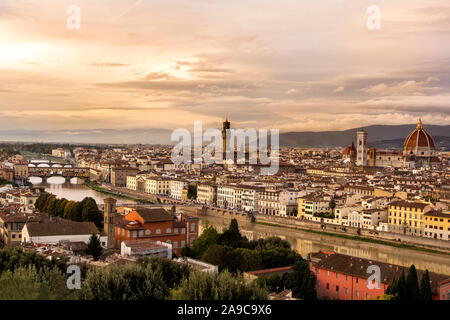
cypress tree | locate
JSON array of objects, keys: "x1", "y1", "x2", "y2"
[
  {"x1": 406, "y1": 265, "x2": 420, "y2": 301},
  {"x1": 419, "y1": 270, "x2": 433, "y2": 300},
  {"x1": 86, "y1": 234, "x2": 103, "y2": 261},
  {"x1": 398, "y1": 271, "x2": 407, "y2": 301}
]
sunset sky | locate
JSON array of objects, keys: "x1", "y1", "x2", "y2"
[{"x1": 1, "y1": 0, "x2": 449, "y2": 143}]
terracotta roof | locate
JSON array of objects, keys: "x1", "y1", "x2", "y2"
[
  {"x1": 311, "y1": 251, "x2": 449, "y2": 294},
  {"x1": 133, "y1": 208, "x2": 173, "y2": 223},
  {"x1": 403, "y1": 119, "x2": 435, "y2": 150},
  {"x1": 26, "y1": 219, "x2": 99, "y2": 237}
]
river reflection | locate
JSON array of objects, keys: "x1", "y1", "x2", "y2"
[
  {"x1": 29, "y1": 177, "x2": 133, "y2": 205},
  {"x1": 198, "y1": 216, "x2": 450, "y2": 276}
]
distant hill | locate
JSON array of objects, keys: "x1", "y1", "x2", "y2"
[{"x1": 279, "y1": 124, "x2": 450, "y2": 149}]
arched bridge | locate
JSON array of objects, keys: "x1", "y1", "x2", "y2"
[{"x1": 28, "y1": 167, "x2": 90, "y2": 180}]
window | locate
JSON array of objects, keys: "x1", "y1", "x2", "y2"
[
  {"x1": 145, "y1": 229, "x2": 150, "y2": 235},
  {"x1": 356, "y1": 278, "x2": 359, "y2": 284},
  {"x1": 345, "y1": 288, "x2": 349, "y2": 295},
  {"x1": 173, "y1": 241, "x2": 178, "y2": 248},
  {"x1": 166, "y1": 228, "x2": 171, "y2": 234},
  {"x1": 191, "y1": 223, "x2": 195, "y2": 232},
  {"x1": 326, "y1": 283, "x2": 330, "y2": 290},
  {"x1": 156, "y1": 229, "x2": 161, "y2": 234},
  {"x1": 166, "y1": 240, "x2": 171, "y2": 244},
  {"x1": 356, "y1": 290, "x2": 359, "y2": 298},
  {"x1": 346, "y1": 275, "x2": 349, "y2": 281},
  {"x1": 366, "y1": 293, "x2": 370, "y2": 299},
  {"x1": 327, "y1": 271, "x2": 330, "y2": 276},
  {"x1": 181, "y1": 240, "x2": 185, "y2": 247},
  {"x1": 336, "y1": 273, "x2": 339, "y2": 279},
  {"x1": 336, "y1": 285, "x2": 339, "y2": 292}
]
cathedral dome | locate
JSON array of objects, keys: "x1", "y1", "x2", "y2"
[{"x1": 403, "y1": 119, "x2": 435, "y2": 155}]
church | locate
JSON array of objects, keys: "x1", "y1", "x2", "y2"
[{"x1": 342, "y1": 119, "x2": 439, "y2": 169}]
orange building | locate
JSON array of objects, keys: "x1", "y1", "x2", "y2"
[
  {"x1": 114, "y1": 207, "x2": 198, "y2": 256},
  {"x1": 310, "y1": 251, "x2": 450, "y2": 300}
]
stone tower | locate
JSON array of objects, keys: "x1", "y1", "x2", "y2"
[
  {"x1": 222, "y1": 118, "x2": 231, "y2": 160},
  {"x1": 356, "y1": 129, "x2": 368, "y2": 166},
  {"x1": 103, "y1": 197, "x2": 117, "y2": 249}
]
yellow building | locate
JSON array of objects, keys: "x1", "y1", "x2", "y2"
[
  {"x1": 297, "y1": 195, "x2": 331, "y2": 220},
  {"x1": 424, "y1": 210, "x2": 450, "y2": 241},
  {"x1": 197, "y1": 183, "x2": 217, "y2": 205},
  {"x1": 388, "y1": 200, "x2": 430, "y2": 236},
  {"x1": 145, "y1": 178, "x2": 171, "y2": 195}
]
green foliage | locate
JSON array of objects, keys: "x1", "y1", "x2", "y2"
[
  {"x1": 36, "y1": 194, "x2": 103, "y2": 228},
  {"x1": 78, "y1": 262, "x2": 169, "y2": 300},
  {"x1": 0, "y1": 247, "x2": 68, "y2": 275},
  {"x1": 187, "y1": 220, "x2": 303, "y2": 274},
  {"x1": 171, "y1": 270, "x2": 268, "y2": 300},
  {"x1": 313, "y1": 212, "x2": 335, "y2": 219},
  {"x1": 0, "y1": 248, "x2": 73, "y2": 300},
  {"x1": 387, "y1": 265, "x2": 431, "y2": 301},
  {"x1": 136, "y1": 257, "x2": 191, "y2": 288},
  {"x1": 188, "y1": 221, "x2": 219, "y2": 259},
  {"x1": 218, "y1": 219, "x2": 243, "y2": 248},
  {"x1": 0, "y1": 265, "x2": 73, "y2": 300},
  {"x1": 406, "y1": 265, "x2": 421, "y2": 300},
  {"x1": 419, "y1": 270, "x2": 433, "y2": 300},
  {"x1": 86, "y1": 234, "x2": 103, "y2": 261},
  {"x1": 187, "y1": 184, "x2": 197, "y2": 200},
  {"x1": 0, "y1": 178, "x2": 18, "y2": 187}
]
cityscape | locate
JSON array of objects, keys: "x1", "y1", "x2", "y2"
[{"x1": 0, "y1": 0, "x2": 449, "y2": 310}]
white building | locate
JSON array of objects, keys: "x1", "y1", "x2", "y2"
[
  {"x1": 170, "y1": 180, "x2": 188, "y2": 200},
  {"x1": 22, "y1": 218, "x2": 103, "y2": 246}
]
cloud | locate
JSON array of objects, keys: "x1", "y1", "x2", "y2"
[
  {"x1": 144, "y1": 72, "x2": 176, "y2": 81},
  {"x1": 360, "y1": 77, "x2": 441, "y2": 96},
  {"x1": 333, "y1": 86, "x2": 345, "y2": 93},
  {"x1": 89, "y1": 62, "x2": 131, "y2": 67}
]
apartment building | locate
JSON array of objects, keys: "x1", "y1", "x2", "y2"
[
  {"x1": 423, "y1": 210, "x2": 450, "y2": 241},
  {"x1": 115, "y1": 208, "x2": 199, "y2": 256},
  {"x1": 297, "y1": 195, "x2": 331, "y2": 220},
  {"x1": 145, "y1": 177, "x2": 171, "y2": 195},
  {"x1": 170, "y1": 180, "x2": 188, "y2": 200},
  {"x1": 388, "y1": 200, "x2": 430, "y2": 236},
  {"x1": 197, "y1": 183, "x2": 217, "y2": 205},
  {"x1": 111, "y1": 166, "x2": 139, "y2": 187}
]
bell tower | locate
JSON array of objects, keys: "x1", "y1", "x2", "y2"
[
  {"x1": 356, "y1": 129, "x2": 368, "y2": 166},
  {"x1": 103, "y1": 197, "x2": 117, "y2": 249},
  {"x1": 222, "y1": 118, "x2": 231, "y2": 161}
]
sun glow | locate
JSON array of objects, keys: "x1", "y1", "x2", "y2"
[{"x1": 0, "y1": 42, "x2": 48, "y2": 67}]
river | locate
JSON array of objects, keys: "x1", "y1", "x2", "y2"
[
  {"x1": 198, "y1": 215, "x2": 450, "y2": 276},
  {"x1": 29, "y1": 178, "x2": 450, "y2": 276},
  {"x1": 29, "y1": 177, "x2": 133, "y2": 205}
]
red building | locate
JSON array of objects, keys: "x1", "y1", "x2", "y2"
[
  {"x1": 115, "y1": 207, "x2": 198, "y2": 256},
  {"x1": 310, "y1": 251, "x2": 450, "y2": 300}
]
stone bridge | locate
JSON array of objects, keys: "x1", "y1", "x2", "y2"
[{"x1": 28, "y1": 167, "x2": 90, "y2": 180}]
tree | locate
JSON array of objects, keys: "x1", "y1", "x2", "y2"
[
  {"x1": 406, "y1": 265, "x2": 420, "y2": 301},
  {"x1": 81, "y1": 197, "x2": 103, "y2": 228},
  {"x1": 397, "y1": 271, "x2": 407, "y2": 300},
  {"x1": 201, "y1": 245, "x2": 242, "y2": 274},
  {"x1": 0, "y1": 265, "x2": 71, "y2": 300},
  {"x1": 283, "y1": 260, "x2": 317, "y2": 300},
  {"x1": 218, "y1": 219, "x2": 242, "y2": 248},
  {"x1": 171, "y1": 270, "x2": 268, "y2": 300},
  {"x1": 86, "y1": 234, "x2": 103, "y2": 261},
  {"x1": 77, "y1": 263, "x2": 169, "y2": 300},
  {"x1": 187, "y1": 185, "x2": 197, "y2": 200},
  {"x1": 329, "y1": 199, "x2": 336, "y2": 211},
  {"x1": 188, "y1": 222, "x2": 219, "y2": 259},
  {"x1": 419, "y1": 270, "x2": 432, "y2": 300}
]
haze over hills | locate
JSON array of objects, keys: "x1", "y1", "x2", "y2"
[
  {"x1": 0, "y1": 124, "x2": 449, "y2": 149},
  {"x1": 279, "y1": 124, "x2": 450, "y2": 149}
]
